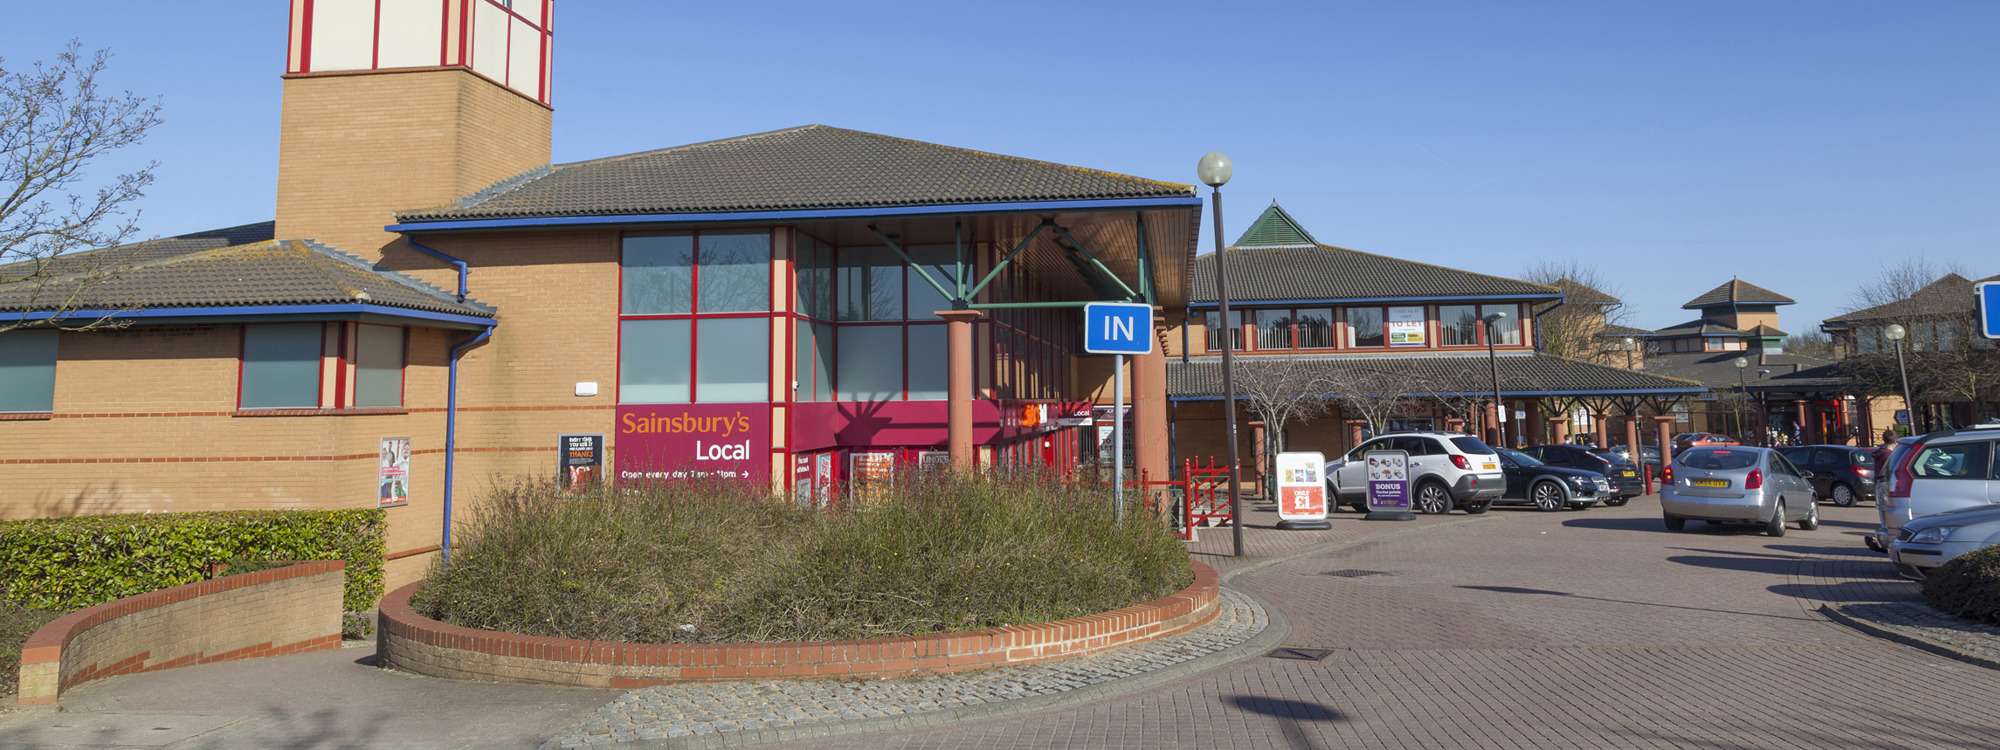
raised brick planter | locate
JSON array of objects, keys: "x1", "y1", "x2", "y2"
[
  {"x1": 15, "y1": 560, "x2": 347, "y2": 705},
  {"x1": 377, "y1": 561, "x2": 1218, "y2": 688}
]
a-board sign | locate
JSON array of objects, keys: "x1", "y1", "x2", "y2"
[
  {"x1": 1083, "y1": 302, "x2": 1154, "y2": 355},
  {"x1": 1275, "y1": 452, "x2": 1328, "y2": 521},
  {"x1": 1364, "y1": 450, "x2": 1412, "y2": 513}
]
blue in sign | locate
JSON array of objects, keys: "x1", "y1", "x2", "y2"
[
  {"x1": 1978, "y1": 281, "x2": 1999, "y2": 340},
  {"x1": 1083, "y1": 302, "x2": 1154, "y2": 355}
]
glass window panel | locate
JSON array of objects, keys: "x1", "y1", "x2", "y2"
[
  {"x1": 1439, "y1": 305, "x2": 1479, "y2": 346},
  {"x1": 905, "y1": 245, "x2": 957, "y2": 321},
  {"x1": 837, "y1": 325, "x2": 903, "y2": 400},
  {"x1": 622, "y1": 233, "x2": 693, "y2": 314},
  {"x1": 619, "y1": 318, "x2": 690, "y2": 403},
  {"x1": 354, "y1": 324, "x2": 405, "y2": 407},
  {"x1": 1205, "y1": 310, "x2": 1243, "y2": 351},
  {"x1": 1256, "y1": 310, "x2": 1295, "y2": 350},
  {"x1": 1296, "y1": 308, "x2": 1334, "y2": 349},
  {"x1": 241, "y1": 323, "x2": 322, "y2": 409},
  {"x1": 1481, "y1": 305, "x2": 1521, "y2": 345},
  {"x1": 838, "y1": 247, "x2": 902, "y2": 321},
  {"x1": 697, "y1": 230, "x2": 770, "y2": 313},
  {"x1": 907, "y1": 324, "x2": 948, "y2": 399},
  {"x1": 1347, "y1": 308, "x2": 1383, "y2": 348},
  {"x1": 695, "y1": 317, "x2": 768, "y2": 402},
  {"x1": 0, "y1": 329, "x2": 59, "y2": 412},
  {"x1": 794, "y1": 236, "x2": 835, "y2": 320},
  {"x1": 793, "y1": 321, "x2": 834, "y2": 402}
]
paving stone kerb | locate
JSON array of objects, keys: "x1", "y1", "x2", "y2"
[
  {"x1": 377, "y1": 561, "x2": 1219, "y2": 688},
  {"x1": 14, "y1": 560, "x2": 346, "y2": 705}
]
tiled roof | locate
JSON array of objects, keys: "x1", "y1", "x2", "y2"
[
  {"x1": 1168, "y1": 352, "x2": 1705, "y2": 399},
  {"x1": 1641, "y1": 351, "x2": 1847, "y2": 391},
  {"x1": 0, "y1": 221, "x2": 277, "y2": 277},
  {"x1": 1682, "y1": 279, "x2": 1795, "y2": 309},
  {"x1": 1192, "y1": 244, "x2": 1559, "y2": 304},
  {"x1": 1650, "y1": 318, "x2": 1746, "y2": 338},
  {"x1": 1822, "y1": 273, "x2": 1986, "y2": 325},
  {"x1": 396, "y1": 125, "x2": 1194, "y2": 222},
  {"x1": 1552, "y1": 278, "x2": 1620, "y2": 306},
  {"x1": 1745, "y1": 324, "x2": 1787, "y2": 337},
  {"x1": 0, "y1": 238, "x2": 491, "y2": 318},
  {"x1": 1599, "y1": 323, "x2": 1654, "y2": 338},
  {"x1": 1232, "y1": 202, "x2": 1319, "y2": 247}
]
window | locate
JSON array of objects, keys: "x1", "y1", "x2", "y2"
[
  {"x1": 619, "y1": 319, "x2": 691, "y2": 403},
  {"x1": 353, "y1": 325, "x2": 405, "y2": 407},
  {"x1": 695, "y1": 318, "x2": 768, "y2": 402},
  {"x1": 1297, "y1": 308, "x2": 1334, "y2": 348},
  {"x1": 241, "y1": 323, "x2": 323, "y2": 409},
  {"x1": 1909, "y1": 441, "x2": 1993, "y2": 480},
  {"x1": 622, "y1": 233, "x2": 693, "y2": 314},
  {"x1": 1205, "y1": 310, "x2": 1244, "y2": 351},
  {"x1": 1439, "y1": 305, "x2": 1479, "y2": 346},
  {"x1": 795, "y1": 235, "x2": 834, "y2": 321},
  {"x1": 618, "y1": 231, "x2": 775, "y2": 404},
  {"x1": 1256, "y1": 309, "x2": 1295, "y2": 350},
  {"x1": 907, "y1": 324, "x2": 948, "y2": 399},
  {"x1": 1856, "y1": 327, "x2": 1882, "y2": 355},
  {"x1": 0, "y1": 329, "x2": 58, "y2": 412},
  {"x1": 1480, "y1": 304, "x2": 1520, "y2": 346},
  {"x1": 903, "y1": 246, "x2": 956, "y2": 322},
  {"x1": 838, "y1": 247, "x2": 902, "y2": 321},
  {"x1": 1346, "y1": 307, "x2": 1383, "y2": 348},
  {"x1": 837, "y1": 326, "x2": 903, "y2": 400},
  {"x1": 696, "y1": 230, "x2": 771, "y2": 313},
  {"x1": 794, "y1": 321, "x2": 834, "y2": 402}
]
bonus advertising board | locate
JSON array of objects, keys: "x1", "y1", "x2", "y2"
[
  {"x1": 615, "y1": 405, "x2": 770, "y2": 483},
  {"x1": 1364, "y1": 450, "x2": 1412, "y2": 513},
  {"x1": 1275, "y1": 451, "x2": 1328, "y2": 521}
]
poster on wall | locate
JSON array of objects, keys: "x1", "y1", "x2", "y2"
[
  {"x1": 851, "y1": 452, "x2": 896, "y2": 504},
  {"x1": 793, "y1": 454, "x2": 815, "y2": 507},
  {"x1": 378, "y1": 437, "x2": 411, "y2": 508},
  {"x1": 1387, "y1": 306, "x2": 1427, "y2": 347},
  {"x1": 1092, "y1": 405, "x2": 1132, "y2": 467},
  {"x1": 918, "y1": 450, "x2": 951, "y2": 475},
  {"x1": 614, "y1": 405, "x2": 771, "y2": 484},
  {"x1": 814, "y1": 452, "x2": 834, "y2": 506},
  {"x1": 558, "y1": 434, "x2": 604, "y2": 495}
]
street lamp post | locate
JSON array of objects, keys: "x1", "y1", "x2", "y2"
[
  {"x1": 1198, "y1": 152, "x2": 1244, "y2": 558},
  {"x1": 1885, "y1": 324, "x2": 1915, "y2": 434},
  {"x1": 1482, "y1": 311, "x2": 1508, "y2": 447},
  {"x1": 1755, "y1": 369, "x2": 1770, "y2": 445},
  {"x1": 1733, "y1": 357, "x2": 1749, "y2": 441}
]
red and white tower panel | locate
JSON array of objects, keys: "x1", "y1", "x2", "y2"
[{"x1": 286, "y1": 0, "x2": 553, "y2": 105}]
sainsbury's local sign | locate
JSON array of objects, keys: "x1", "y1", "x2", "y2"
[{"x1": 616, "y1": 405, "x2": 770, "y2": 483}]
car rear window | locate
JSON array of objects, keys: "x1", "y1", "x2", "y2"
[
  {"x1": 1910, "y1": 441, "x2": 1993, "y2": 479},
  {"x1": 1451, "y1": 436, "x2": 1496, "y2": 455},
  {"x1": 1679, "y1": 448, "x2": 1758, "y2": 470},
  {"x1": 1848, "y1": 450, "x2": 1872, "y2": 467}
]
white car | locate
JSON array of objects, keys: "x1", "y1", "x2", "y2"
[
  {"x1": 1325, "y1": 431, "x2": 1506, "y2": 515},
  {"x1": 1889, "y1": 504, "x2": 2000, "y2": 580},
  {"x1": 1873, "y1": 421, "x2": 2000, "y2": 553}
]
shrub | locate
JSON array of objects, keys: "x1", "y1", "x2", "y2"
[
  {"x1": 0, "y1": 510, "x2": 385, "y2": 616},
  {"x1": 413, "y1": 473, "x2": 1192, "y2": 643},
  {"x1": 1923, "y1": 544, "x2": 2000, "y2": 625}
]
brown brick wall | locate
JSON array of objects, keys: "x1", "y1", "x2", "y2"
[
  {"x1": 15, "y1": 560, "x2": 345, "y2": 705},
  {"x1": 274, "y1": 68, "x2": 552, "y2": 262},
  {"x1": 377, "y1": 561, "x2": 1218, "y2": 688}
]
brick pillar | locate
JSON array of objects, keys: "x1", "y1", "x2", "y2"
[
  {"x1": 1796, "y1": 400, "x2": 1809, "y2": 445},
  {"x1": 1624, "y1": 416, "x2": 1641, "y2": 460},
  {"x1": 1248, "y1": 421, "x2": 1267, "y2": 495},
  {"x1": 1527, "y1": 403, "x2": 1546, "y2": 447},
  {"x1": 1132, "y1": 316, "x2": 1169, "y2": 483},
  {"x1": 1552, "y1": 418, "x2": 1569, "y2": 445},
  {"x1": 1594, "y1": 412, "x2": 1611, "y2": 448},
  {"x1": 1655, "y1": 416, "x2": 1676, "y2": 475},
  {"x1": 936, "y1": 311, "x2": 983, "y2": 471},
  {"x1": 1348, "y1": 420, "x2": 1367, "y2": 448}
]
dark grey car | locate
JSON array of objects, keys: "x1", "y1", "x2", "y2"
[{"x1": 1661, "y1": 446, "x2": 1819, "y2": 536}]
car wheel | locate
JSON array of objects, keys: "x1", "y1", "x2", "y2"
[
  {"x1": 1462, "y1": 500, "x2": 1492, "y2": 515},
  {"x1": 1603, "y1": 496, "x2": 1630, "y2": 507},
  {"x1": 1664, "y1": 514, "x2": 1686, "y2": 532},
  {"x1": 1765, "y1": 501, "x2": 1788, "y2": 538},
  {"x1": 1531, "y1": 481, "x2": 1568, "y2": 512},
  {"x1": 1799, "y1": 502, "x2": 1819, "y2": 531},
  {"x1": 1415, "y1": 482, "x2": 1454, "y2": 515},
  {"x1": 1831, "y1": 483, "x2": 1857, "y2": 508}
]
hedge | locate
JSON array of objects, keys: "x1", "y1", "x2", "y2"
[
  {"x1": 1923, "y1": 544, "x2": 2000, "y2": 626},
  {"x1": 0, "y1": 510, "x2": 385, "y2": 615}
]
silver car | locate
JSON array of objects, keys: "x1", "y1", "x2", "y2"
[
  {"x1": 1661, "y1": 446, "x2": 1819, "y2": 536},
  {"x1": 1872, "y1": 423, "x2": 1999, "y2": 552},
  {"x1": 1889, "y1": 504, "x2": 2000, "y2": 580}
]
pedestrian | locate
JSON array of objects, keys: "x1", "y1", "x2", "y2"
[{"x1": 1872, "y1": 428, "x2": 1897, "y2": 476}]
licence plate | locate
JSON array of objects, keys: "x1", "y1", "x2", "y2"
[
  {"x1": 1692, "y1": 478, "x2": 1728, "y2": 488},
  {"x1": 1483, "y1": 464, "x2": 1497, "y2": 471},
  {"x1": 1621, "y1": 470, "x2": 1636, "y2": 478}
]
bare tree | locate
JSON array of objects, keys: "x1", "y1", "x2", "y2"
[
  {"x1": 1, "y1": 41, "x2": 162, "y2": 331},
  {"x1": 1834, "y1": 259, "x2": 1999, "y2": 429},
  {"x1": 1785, "y1": 330, "x2": 1835, "y2": 359},
  {"x1": 1319, "y1": 365, "x2": 1419, "y2": 437},
  {"x1": 1231, "y1": 357, "x2": 1338, "y2": 503},
  {"x1": 1842, "y1": 258, "x2": 1969, "y2": 314},
  {"x1": 1520, "y1": 259, "x2": 1635, "y2": 363}
]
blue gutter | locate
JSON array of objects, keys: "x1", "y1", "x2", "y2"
[
  {"x1": 385, "y1": 196, "x2": 1204, "y2": 234},
  {"x1": 406, "y1": 239, "x2": 470, "y2": 301},
  {"x1": 1187, "y1": 293, "x2": 1562, "y2": 309},
  {"x1": 1170, "y1": 387, "x2": 1704, "y2": 402},
  {"x1": 441, "y1": 326, "x2": 493, "y2": 567},
  {"x1": 14, "y1": 303, "x2": 494, "y2": 328}
]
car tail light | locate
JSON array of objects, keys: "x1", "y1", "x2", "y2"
[
  {"x1": 1745, "y1": 469, "x2": 1763, "y2": 490},
  {"x1": 1450, "y1": 455, "x2": 1470, "y2": 470},
  {"x1": 1663, "y1": 465, "x2": 1674, "y2": 484},
  {"x1": 1890, "y1": 444, "x2": 1920, "y2": 499},
  {"x1": 1852, "y1": 465, "x2": 1871, "y2": 478}
]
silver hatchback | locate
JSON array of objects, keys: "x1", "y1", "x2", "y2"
[{"x1": 1661, "y1": 446, "x2": 1819, "y2": 536}]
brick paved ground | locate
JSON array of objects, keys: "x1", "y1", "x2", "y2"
[{"x1": 787, "y1": 498, "x2": 2000, "y2": 749}]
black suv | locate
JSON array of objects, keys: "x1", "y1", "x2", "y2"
[
  {"x1": 1521, "y1": 444, "x2": 1642, "y2": 504},
  {"x1": 1775, "y1": 445, "x2": 1878, "y2": 507}
]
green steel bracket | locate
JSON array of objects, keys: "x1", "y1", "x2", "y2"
[
  {"x1": 1047, "y1": 222, "x2": 1139, "y2": 301},
  {"x1": 1134, "y1": 212, "x2": 1155, "y2": 306},
  {"x1": 966, "y1": 220, "x2": 1050, "y2": 300},
  {"x1": 867, "y1": 224, "x2": 962, "y2": 309}
]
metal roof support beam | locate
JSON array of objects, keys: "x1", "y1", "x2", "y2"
[
  {"x1": 966, "y1": 220, "x2": 1050, "y2": 300},
  {"x1": 953, "y1": 221, "x2": 968, "y2": 300},
  {"x1": 970, "y1": 300, "x2": 1097, "y2": 310},
  {"x1": 1047, "y1": 222, "x2": 1139, "y2": 302},
  {"x1": 1134, "y1": 212, "x2": 1155, "y2": 306},
  {"x1": 867, "y1": 224, "x2": 961, "y2": 309}
]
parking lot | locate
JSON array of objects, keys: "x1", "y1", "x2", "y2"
[{"x1": 794, "y1": 498, "x2": 2000, "y2": 750}]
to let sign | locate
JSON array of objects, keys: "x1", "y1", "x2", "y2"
[
  {"x1": 1364, "y1": 450, "x2": 1412, "y2": 513},
  {"x1": 1275, "y1": 451, "x2": 1327, "y2": 521},
  {"x1": 1083, "y1": 302, "x2": 1153, "y2": 355}
]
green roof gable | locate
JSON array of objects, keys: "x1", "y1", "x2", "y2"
[{"x1": 1232, "y1": 202, "x2": 1319, "y2": 247}]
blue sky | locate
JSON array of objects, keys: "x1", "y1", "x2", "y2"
[{"x1": 6, "y1": 1, "x2": 1995, "y2": 332}]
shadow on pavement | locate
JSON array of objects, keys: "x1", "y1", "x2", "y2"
[
  {"x1": 1561, "y1": 517, "x2": 1672, "y2": 532},
  {"x1": 1455, "y1": 585, "x2": 1814, "y2": 621},
  {"x1": 1227, "y1": 695, "x2": 1343, "y2": 750}
]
